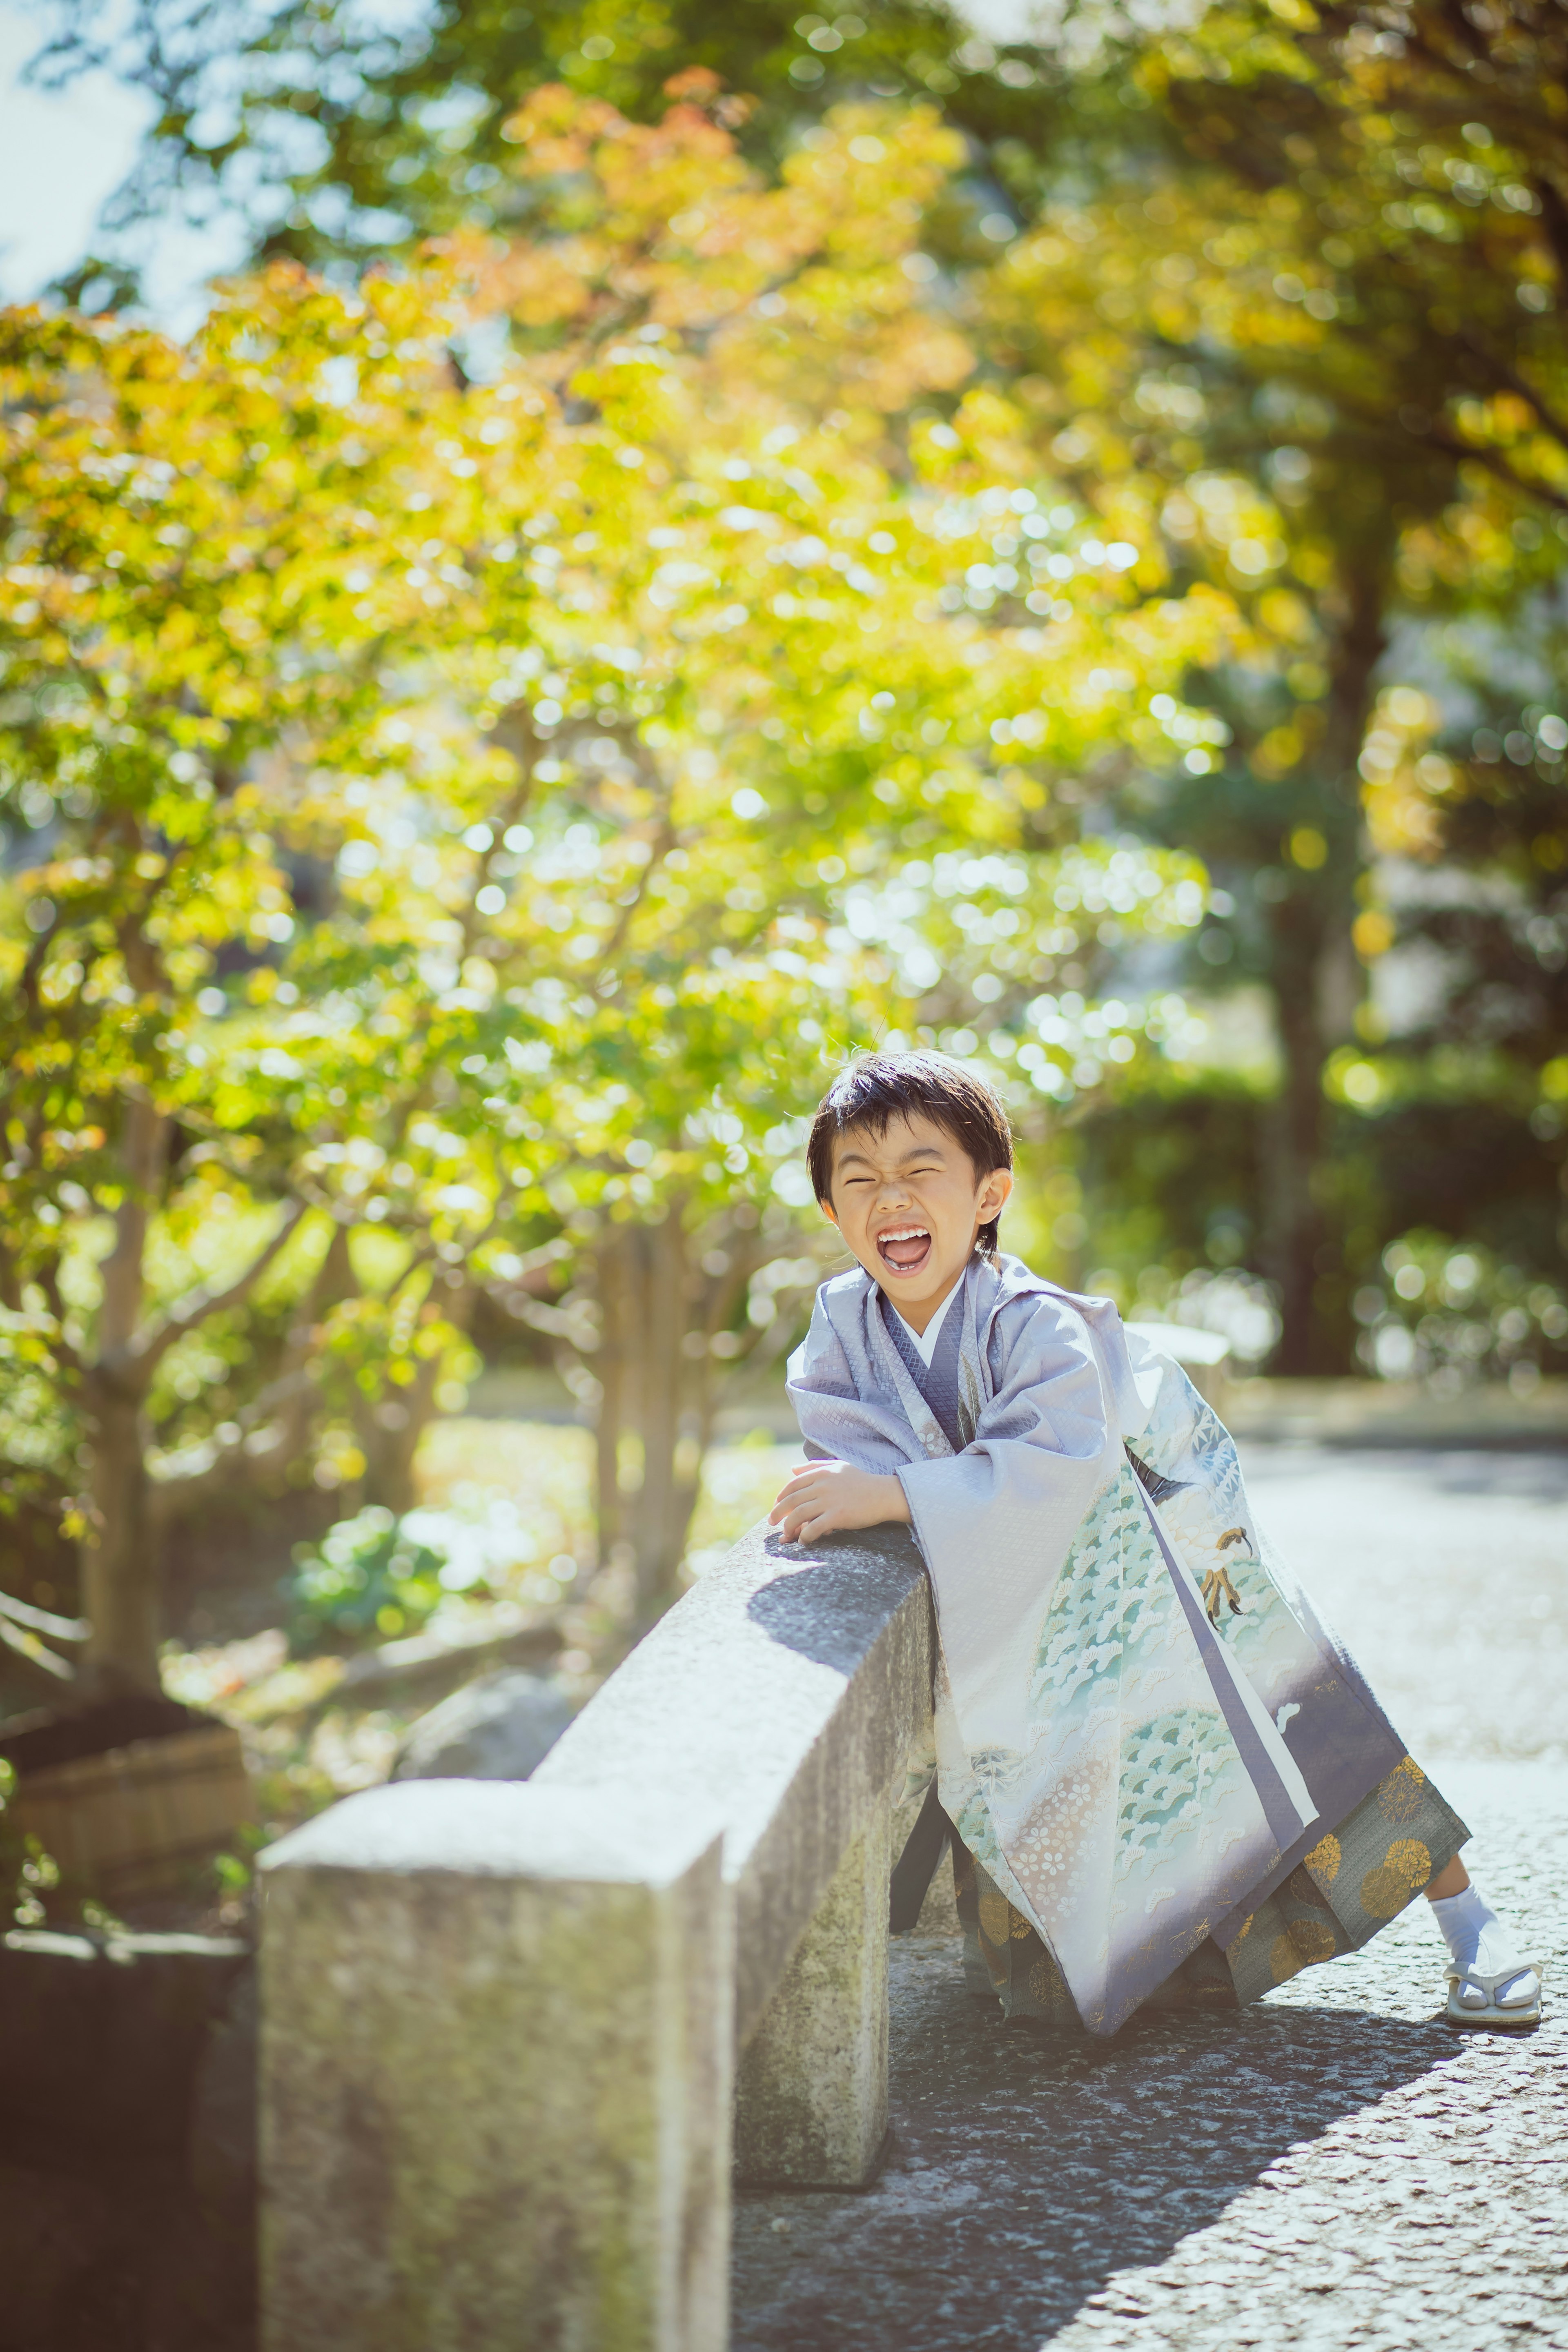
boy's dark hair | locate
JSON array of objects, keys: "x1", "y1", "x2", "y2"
[{"x1": 806, "y1": 1051, "x2": 1015, "y2": 1261}]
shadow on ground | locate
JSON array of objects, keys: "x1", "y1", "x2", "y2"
[
  {"x1": 735, "y1": 1757, "x2": 1568, "y2": 2351},
  {"x1": 733, "y1": 1929, "x2": 1470, "y2": 2351}
]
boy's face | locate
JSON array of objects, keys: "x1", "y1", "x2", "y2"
[{"x1": 822, "y1": 1112, "x2": 1012, "y2": 1332}]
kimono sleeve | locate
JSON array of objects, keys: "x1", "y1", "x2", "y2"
[
  {"x1": 894, "y1": 1292, "x2": 1120, "y2": 1688},
  {"x1": 786, "y1": 1286, "x2": 927, "y2": 1474}
]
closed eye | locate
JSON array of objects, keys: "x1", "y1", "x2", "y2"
[{"x1": 840, "y1": 1163, "x2": 944, "y2": 1184}]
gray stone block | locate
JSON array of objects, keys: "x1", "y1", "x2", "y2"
[
  {"x1": 389, "y1": 1668, "x2": 571, "y2": 1783},
  {"x1": 259, "y1": 1779, "x2": 732, "y2": 2352}
]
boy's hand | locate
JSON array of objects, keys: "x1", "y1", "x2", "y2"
[{"x1": 768, "y1": 1459, "x2": 911, "y2": 1545}]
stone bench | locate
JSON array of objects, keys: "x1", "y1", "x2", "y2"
[{"x1": 258, "y1": 1519, "x2": 933, "y2": 2351}]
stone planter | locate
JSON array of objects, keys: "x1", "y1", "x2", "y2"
[
  {"x1": 0, "y1": 1697, "x2": 254, "y2": 1901},
  {"x1": 0, "y1": 1927, "x2": 257, "y2": 2351}
]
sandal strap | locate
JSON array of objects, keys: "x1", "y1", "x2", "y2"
[{"x1": 1446, "y1": 1962, "x2": 1543, "y2": 1997}]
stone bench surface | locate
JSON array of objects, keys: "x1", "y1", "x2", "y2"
[{"x1": 534, "y1": 1521, "x2": 931, "y2": 2041}]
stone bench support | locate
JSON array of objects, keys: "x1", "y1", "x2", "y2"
[
  {"x1": 260, "y1": 1523, "x2": 933, "y2": 2350},
  {"x1": 733, "y1": 1794, "x2": 892, "y2": 2188}
]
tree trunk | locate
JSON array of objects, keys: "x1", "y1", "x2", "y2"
[
  {"x1": 634, "y1": 1211, "x2": 690, "y2": 1615},
  {"x1": 591, "y1": 1228, "x2": 626, "y2": 1561},
  {"x1": 78, "y1": 1378, "x2": 162, "y2": 1699},
  {"x1": 586, "y1": 1203, "x2": 762, "y2": 1628},
  {"x1": 1261, "y1": 980, "x2": 1330, "y2": 1374},
  {"x1": 358, "y1": 1273, "x2": 477, "y2": 1517},
  {"x1": 77, "y1": 1094, "x2": 169, "y2": 1701},
  {"x1": 1261, "y1": 562, "x2": 1385, "y2": 1374},
  {"x1": 356, "y1": 1364, "x2": 437, "y2": 1519}
]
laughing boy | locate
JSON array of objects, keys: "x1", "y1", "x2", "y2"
[{"x1": 772, "y1": 1051, "x2": 1540, "y2": 2036}]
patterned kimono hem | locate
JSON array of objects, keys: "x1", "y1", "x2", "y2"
[{"x1": 954, "y1": 1753, "x2": 1469, "y2": 2031}]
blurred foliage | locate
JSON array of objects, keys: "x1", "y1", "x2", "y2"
[
  {"x1": 285, "y1": 1505, "x2": 454, "y2": 1650},
  {"x1": 1, "y1": 87, "x2": 1237, "y2": 1664},
  {"x1": 33, "y1": 0, "x2": 1074, "y2": 298},
  {"x1": 283, "y1": 1483, "x2": 589, "y2": 1650},
  {"x1": 1, "y1": 0, "x2": 1565, "y2": 1682},
  {"x1": 27, "y1": 0, "x2": 1564, "y2": 1374},
  {"x1": 1350, "y1": 1229, "x2": 1568, "y2": 1390}
]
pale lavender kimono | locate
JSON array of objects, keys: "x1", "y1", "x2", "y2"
[{"x1": 786, "y1": 1250, "x2": 1435, "y2": 2036}]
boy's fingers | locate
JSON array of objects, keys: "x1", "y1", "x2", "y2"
[
  {"x1": 780, "y1": 1499, "x2": 835, "y2": 1543},
  {"x1": 772, "y1": 1465, "x2": 856, "y2": 1543},
  {"x1": 771, "y1": 1478, "x2": 818, "y2": 1520},
  {"x1": 772, "y1": 1483, "x2": 815, "y2": 1521}
]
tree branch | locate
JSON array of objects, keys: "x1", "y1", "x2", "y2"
[
  {"x1": 32, "y1": 1250, "x2": 78, "y2": 1360},
  {"x1": 0, "y1": 1588, "x2": 89, "y2": 1642},
  {"x1": 1290, "y1": 323, "x2": 1568, "y2": 514},
  {"x1": 117, "y1": 1196, "x2": 308, "y2": 1380},
  {"x1": 1455, "y1": 324, "x2": 1568, "y2": 464},
  {"x1": 1419, "y1": 418, "x2": 1568, "y2": 514},
  {"x1": 146, "y1": 1362, "x2": 318, "y2": 1521},
  {"x1": 0, "y1": 1611, "x2": 75, "y2": 1685}
]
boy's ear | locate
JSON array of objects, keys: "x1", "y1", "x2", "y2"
[
  {"x1": 820, "y1": 1197, "x2": 840, "y2": 1231},
  {"x1": 979, "y1": 1167, "x2": 1013, "y2": 1220}
]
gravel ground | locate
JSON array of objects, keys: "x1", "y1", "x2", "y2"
[{"x1": 732, "y1": 1446, "x2": 1568, "y2": 2352}]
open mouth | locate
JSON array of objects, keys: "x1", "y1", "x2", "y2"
[{"x1": 876, "y1": 1225, "x2": 932, "y2": 1277}]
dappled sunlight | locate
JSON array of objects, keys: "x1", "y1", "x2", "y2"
[
  {"x1": 684, "y1": 1435, "x2": 804, "y2": 1577},
  {"x1": 415, "y1": 1415, "x2": 598, "y2": 1574}
]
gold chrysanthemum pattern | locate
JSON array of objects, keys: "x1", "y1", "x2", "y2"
[
  {"x1": 1029, "y1": 1953, "x2": 1067, "y2": 2002},
  {"x1": 1271, "y1": 1916, "x2": 1339, "y2": 1980},
  {"x1": 1303, "y1": 1832, "x2": 1342, "y2": 1885},
  {"x1": 1379, "y1": 1756, "x2": 1428, "y2": 1826},
  {"x1": 978, "y1": 1887, "x2": 1011, "y2": 1947},
  {"x1": 1359, "y1": 1838, "x2": 1432, "y2": 1918}
]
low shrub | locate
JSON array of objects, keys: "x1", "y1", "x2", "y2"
[{"x1": 285, "y1": 1508, "x2": 457, "y2": 1653}]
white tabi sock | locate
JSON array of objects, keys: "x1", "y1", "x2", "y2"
[{"x1": 1429, "y1": 1886, "x2": 1538, "y2": 2009}]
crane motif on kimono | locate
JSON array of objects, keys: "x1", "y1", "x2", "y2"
[{"x1": 1202, "y1": 1525, "x2": 1251, "y2": 1625}]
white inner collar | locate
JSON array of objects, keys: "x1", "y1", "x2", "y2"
[{"x1": 892, "y1": 1275, "x2": 961, "y2": 1368}]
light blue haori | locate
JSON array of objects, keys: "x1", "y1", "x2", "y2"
[{"x1": 786, "y1": 1250, "x2": 1411, "y2": 2037}]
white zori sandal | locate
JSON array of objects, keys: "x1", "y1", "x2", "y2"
[{"x1": 1445, "y1": 1960, "x2": 1543, "y2": 2030}]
